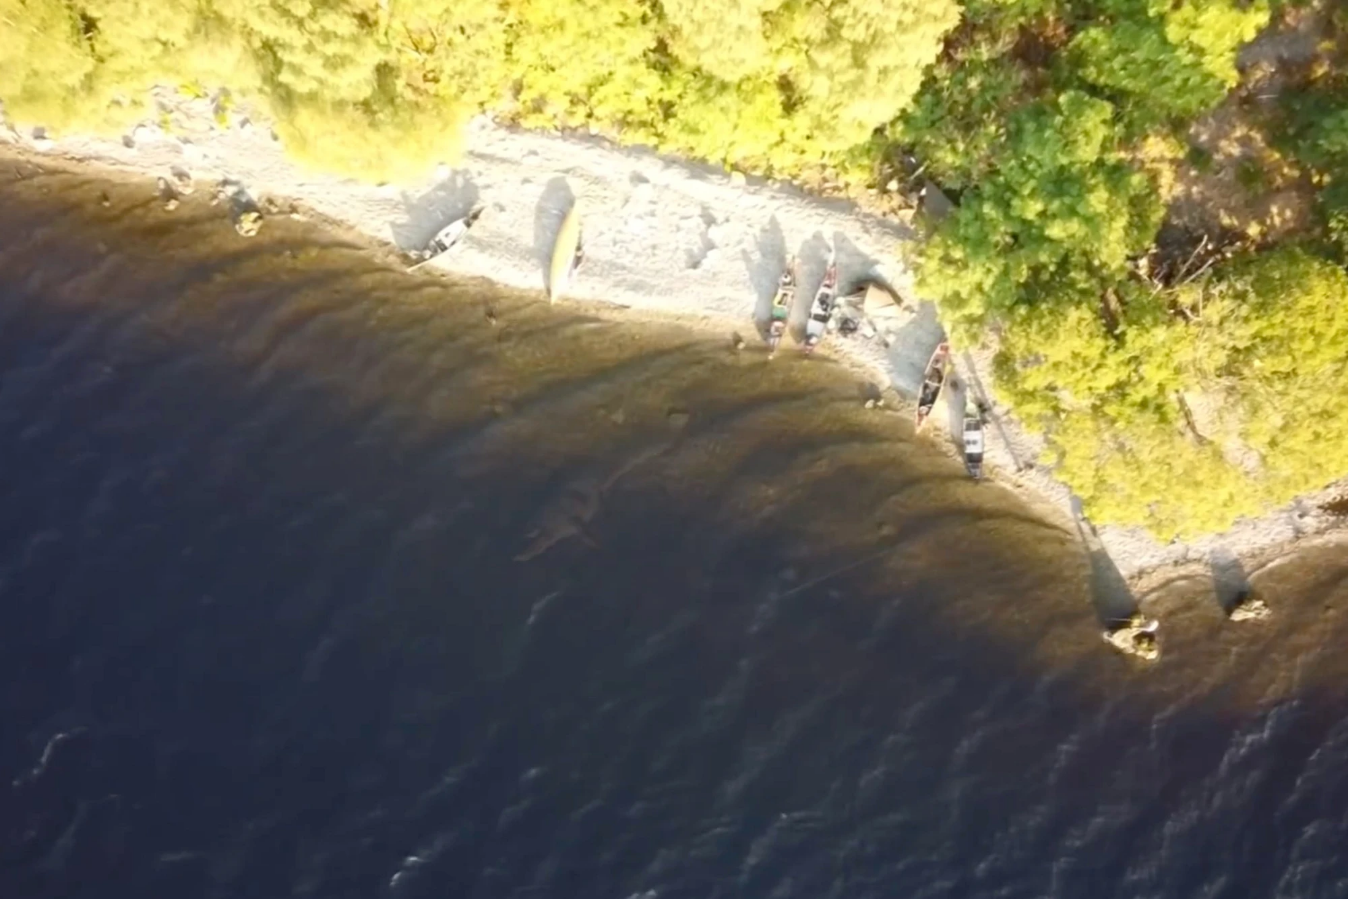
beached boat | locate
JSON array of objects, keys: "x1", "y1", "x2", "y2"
[
  {"x1": 548, "y1": 200, "x2": 583, "y2": 303},
  {"x1": 963, "y1": 393, "x2": 985, "y2": 480},
  {"x1": 766, "y1": 256, "x2": 797, "y2": 358},
  {"x1": 914, "y1": 341, "x2": 950, "y2": 430},
  {"x1": 407, "y1": 206, "x2": 483, "y2": 272},
  {"x1": 802, "y1": 248, "x2": 839, "y2": 355}
]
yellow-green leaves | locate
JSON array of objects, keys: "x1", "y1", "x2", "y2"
[
  {"x1": 0, "y1": 0, "x2": 959, "y2": 182},
  {"x1": 1071, "y1": 0, "x2": 1270, "y2": 126},
  {"x1": 661, "y1": 0, "x2": 775, "y2": 84},
  {"x1": 992, "y1": 249, "x2": 1348, "y2": 538},
  {"x1": 0, "y1": 0, "x2": 99, "y2": 128},
  {"x1": 916, "y1": 91, "x2": 1165, "y2": 329}
]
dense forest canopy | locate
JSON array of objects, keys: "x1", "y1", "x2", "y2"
[
  {"x1": 2, "y1": 0, "x2": 1347, "y2": 538},
  {"x1": 0, "y1": 0, "x2": 959, "y2": 176}
]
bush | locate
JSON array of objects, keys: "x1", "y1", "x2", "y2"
[
  {"x1": 0, "y1": 0, "x2": 961, "y2": 183},
  {"x1": 993, "y1": 248, "x2": 1348, "y2": 537},
  {"x1": 1070, "y1": 0, "x2": 1269, "y2": 129}
]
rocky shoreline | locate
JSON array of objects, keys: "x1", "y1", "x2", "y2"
[{"x1": 3, "y1": 92, "x2": 1344, "y2": 600}]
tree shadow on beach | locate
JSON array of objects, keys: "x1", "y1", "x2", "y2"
[
  {"x1": 1210, "y1": 547, "x2": 1255, "y2": 615},
  {"x1": 790, "y1": 232, "x2": 833, "y2": 345},
  {"x1": 831, "y1": 231, "x2": 881, "y2": 290},
  {"x1": 505, "y1": 123, "x2": 917, "y2": 236},
  {"x1": 391, "y1": 171, "x2": 481, "y2": 253},
  {"x1": 742, "y1": 215, "x2": 786, "y2": 340},
  {"x1": 886, "y1": 302, "x2": 945, "y2": 397}
]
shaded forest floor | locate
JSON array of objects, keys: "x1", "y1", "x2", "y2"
[{"x1": 1165, "y1": 1, "x2": 1343, "y2": 253}]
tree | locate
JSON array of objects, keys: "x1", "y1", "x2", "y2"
[
  {"x1": 0, "y1": 0, "x2": 100, "y2": 128},
  {"x1": 915, "y1": 91, "x2": 1165, "y2": 330},
  {"x1": 1070, "y1": 0, "x2": 1269, "y2": 128}
]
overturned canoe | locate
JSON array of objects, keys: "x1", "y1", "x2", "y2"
[{"x1": 548, "y1": 200, "x2": 583, "y2": 303}]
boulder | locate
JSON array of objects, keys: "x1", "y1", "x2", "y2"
[
  {"x1": 1228, "y1": 593, "x2": 1271, "y2": 623},
  {"x1": 234, "y1": 210, "x2": 263, "y2": 237}
]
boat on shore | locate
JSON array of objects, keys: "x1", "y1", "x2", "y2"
[
  {"x1": 407, "y1": 205, "x2": 484, "y2": 272},
  {"x1": 915, "y1": 341, "x2": 950, "y2": 430},
  {"x1": 548, "y1": 200, "x2": 583, "y2": 303},
  {"x1": 766, "y1": 256, "x2": 797, "y2": 358},
  {"x1": 802, "y1": 248, "x2": 839, "y2": 355},
  {"x1": 963, "y1": 393, "x2": 985, "y2": 480}
]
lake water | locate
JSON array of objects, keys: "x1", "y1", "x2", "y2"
[{"x1": 3, "y1": 159, "x2": 1348, "y2": 899}]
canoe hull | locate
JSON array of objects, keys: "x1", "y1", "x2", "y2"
[
  {"x1": 548, "y1": 202, "x2": 582, "y2": 303},
  {"x1": 802, "y1": 256, "x2": 838, "y2": 355},
  {"x1": 914, "y1": 341, "x2": 951, "y2": 429}
]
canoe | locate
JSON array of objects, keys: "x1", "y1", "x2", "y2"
[
  {"x1": 548, "y1": 200, "x2": 583, "y2": 303},
  {"x1": 802, "y1": 248, "x2": 839, "y2": 355},
  {"x1": 963, "y1": 392, "x2": 985, "y2": 480},
  {"x1": 914, "y1": 341, "x2": 950, "y2": 430},
  {"x1": 407, "y1": 206, "x2": 483, "y2": 272},
  {"x1": 766, "y1": 256, "x2": 797, "y2": 358}
]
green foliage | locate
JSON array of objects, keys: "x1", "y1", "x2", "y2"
[
  {"x1": 1070, "y1": 18, "x2": 1227, "y2": 125},
  {"x1": 0, "y1": 0, "x2": 959, "y2": 181},
  {"x1": 1279, "y1": 74, "x2": 1348, "y2": 257},
  {"x1": 1070, "y1": 0, "x2": 1269, "y2": 128},
  {"x1": 961, "y1": 0, "x2": 1064, "y2": 28},
  {"x1": 898, "y1": 49, "x2": 1031, "y2": 190},
  {"x1": 1194, "y1": 249, "x2": 1348, "y2": 495},
  {"x1": 0, "y1": 0, "x2": 104, "y2": 128},
  {"x1": 993, "y1": 248, "x2": 1348, "y2": 538},
  {"x1": 914, "y1": 90, "x2": 1165, "y2": 331}
]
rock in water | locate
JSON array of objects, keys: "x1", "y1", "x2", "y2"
[
  {"x1": 234, "y1": 210, "x2": 263, "y2": 237},
  {"x1": 1102, "y1": 612, "x2": 1161, "y2": 661},
  {"x1": 1228, "y1": 593, "x2": 1271, "y2": 622}
]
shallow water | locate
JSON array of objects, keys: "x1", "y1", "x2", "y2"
[{"x1": 2, "y1": 158, "x2": 1348, "y2": 898}]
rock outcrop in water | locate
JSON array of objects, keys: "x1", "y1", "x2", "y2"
[
  {"x1": 1228, "y1": 592, "x2": 1272, "y2": 623},
  {"x1": 1102, "y1": 612, "x2": 1161, "y2": 661}
]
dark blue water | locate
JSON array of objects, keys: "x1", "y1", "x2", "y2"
[{"x1": 3, "y1": 159, "x2": 1348, "y2": 899}]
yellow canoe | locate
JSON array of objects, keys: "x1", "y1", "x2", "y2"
[{"x1": 548, "y1": 200, "x2": 582, "y2": 303}]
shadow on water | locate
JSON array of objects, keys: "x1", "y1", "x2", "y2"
[
  {"x1": 1071, "y1": 500, "x2": 1139, "y2": 626},
  {"x1": 4, "y1": 156, "x2": 1348, "y2": 899},
  {"x1": 1209, "y1": 546, "x2": 1254, "y2": 615}
]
